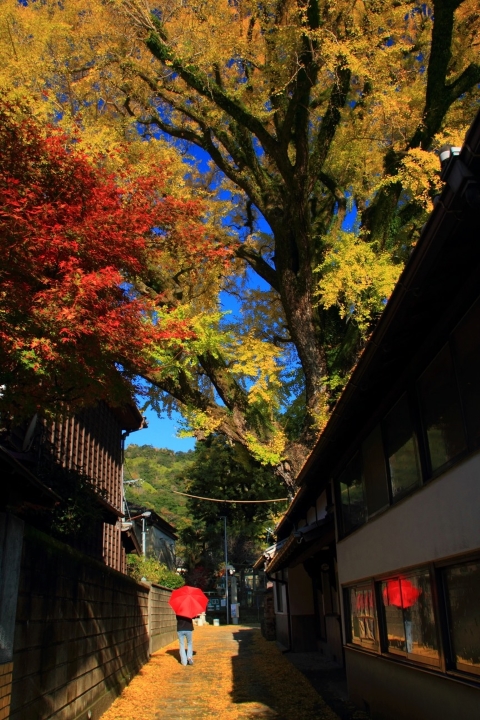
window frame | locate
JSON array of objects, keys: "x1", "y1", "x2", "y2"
[
  {"x1": 377, "y1": 566, "x2": 441, "y2": 668},
  {"x1": 439, "y1": 557, "x2": 480, "y2": 678},
  {"x1": 343, "y1": 557, "x2": 480, "y2": 684},
  {"x1": 344, "y1": 581, "x2": 379, "y2": 652},
  {"x1": 335, "y1": 452, "x2": 367, "y2": 538},
  {"x1": 416, "y1": 342, "x2": 468, "y2": 480},
  {"x1": 381, "y1": 392, "x2": 423, "y2": 505}
]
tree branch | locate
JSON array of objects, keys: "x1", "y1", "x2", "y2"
[
  {"x1": 234, "y1": 245, "x2": 280, "y2": 292},
  {"x1": 310, "y1": 66, "x2": 351, "y2": 175},
  {"x1": 144, "y1": 23, "x2": 288, "y2": 175}
]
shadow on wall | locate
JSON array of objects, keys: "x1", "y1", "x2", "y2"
[{"x1": 10, "y1": 524, "x2": 151, "y2": 720}]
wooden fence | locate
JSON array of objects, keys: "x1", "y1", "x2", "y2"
[{"x1": 3, "y1": 519, "x2": 176, "y2": 720}]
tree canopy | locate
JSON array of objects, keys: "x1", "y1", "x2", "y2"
[
  {"x1": 1, "y1": 0, "x2": 479, "y2": 485},
  {"x1": 0, "y1": 94, "x2": 228, "y2": 417}
]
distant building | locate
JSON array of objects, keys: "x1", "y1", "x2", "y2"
[
  {"x1": 125, "y1": 503, "x2": 177, "y2": 569},
  {"x1": 260, "y1": 110, "x2": 480, "y2": 720}
]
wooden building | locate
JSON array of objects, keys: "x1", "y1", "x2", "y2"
[
  {"x1": 0, "y1": 401, "x2": 144, "y2": 573},
  {"x1": 261, "y1": 109, "x2": 480, "y2": 720}
]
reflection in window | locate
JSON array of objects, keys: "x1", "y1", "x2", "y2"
[
  {"x1": 418, "y1": 344, "x2": 466, "y2": 473},
  {"x1": 444, "y1": 562, "x2": 480, "y2": 676},
  {"x1": 349, "y1": 584, "x2": 377, "y2": 647},
  {"x1": 383, "y1": 395, "x2": 421, "y2": 498},
  {"x1": 380, "y1": 570, "x2": 439, "y2": 665},
  {"x1": 338, "y1": 454, "x2": 366, "y2": 535}
]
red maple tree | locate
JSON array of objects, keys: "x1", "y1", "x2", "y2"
[{"x1": 0, "y1": 96, "x2": 227, "y2": 416}]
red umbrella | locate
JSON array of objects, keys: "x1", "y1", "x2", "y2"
[
  {"x1": 383, "y1": 578, "x2": 422, "y2": 609},
  {"x1": 168, "y1": 585, "x2": 209, "y2": 619}
]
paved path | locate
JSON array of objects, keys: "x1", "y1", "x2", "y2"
[{"x1": 101, "y1": 625, "x2": 340, "y2": 720}]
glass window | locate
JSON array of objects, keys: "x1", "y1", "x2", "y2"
[
  {"x1": 362, "y1": 425, "x2": 390, "y2": 515},
  {"x1": 349, "y1": 584, "x2": 377, "y2": 648},
  {"x1": 452, "y1": 298, "x2": 480, "y2": 448},
  {"x1": 383, "y1": 395, "x2": 421, "y2": 498},
  {"x1": 338, "y1": 454, "x2": 366, "y2": 535},
  {"x1": 444, "y1": 561, "x2": 480, "y2": 676},
  {"x1": 380, "y1": 569, "x2": 439, "y2": 665},
  {"x1": 418, "y1": 344, "x2": 466, "y2": 473}
]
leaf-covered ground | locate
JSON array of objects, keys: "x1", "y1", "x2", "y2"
[{"x1": 101, "y1": 625, "x2": 340, "y2": 720}]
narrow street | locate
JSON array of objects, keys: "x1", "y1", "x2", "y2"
[{"x1": 101, "y1": 625, "x2": 340, "y2": 720}]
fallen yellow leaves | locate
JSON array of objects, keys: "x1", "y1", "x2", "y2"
[{"x1": 100, "y1": 625, "x2": 339, "y2": 720}]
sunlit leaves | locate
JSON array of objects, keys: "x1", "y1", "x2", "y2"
[
  {"x1": 315, "y1": 231, "x2": 401, "y2": 334},
  {"x1": 0, "y1": 95, "x2": 226, "y2": 416}
]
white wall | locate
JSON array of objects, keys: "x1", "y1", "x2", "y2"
[{"x1": 337, "y1": 450, "x2": 480, "y2": 584}]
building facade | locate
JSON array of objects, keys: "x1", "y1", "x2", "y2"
[
  {"x1": 0, "y1": 401, "x2": 144, "y2": 572},
  {"x1": 262, "y1": 111, "x2": 480, "y2": 719}
]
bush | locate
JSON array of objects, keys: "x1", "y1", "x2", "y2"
[{"x1": 126, "y1": 554, "x2": 185, "y2": 589}]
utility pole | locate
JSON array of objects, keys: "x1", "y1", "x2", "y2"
[{"x1": 220, "y1": 516, "x2": 229, "y2": 625}]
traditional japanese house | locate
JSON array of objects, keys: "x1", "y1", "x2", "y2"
[
  {"x1": 262, "y1": 109, "x2": 480, "y2": 720},
  {"x1": 0, "y1": 401, "x2": 144, "y2": 573}
]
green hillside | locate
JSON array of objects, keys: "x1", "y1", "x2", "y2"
[{"x1": 123, "y1": 444, "x2": 195, "y2": 532}]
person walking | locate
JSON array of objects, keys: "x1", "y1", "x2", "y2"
[{"x1": 176, "y1": 615, "x2": 194, "y2": 666}]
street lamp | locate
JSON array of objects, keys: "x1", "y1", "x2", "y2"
[
  {"x1": 127, "y1": 511, "x2": 152, "y2": 555},
  {"x1": 220, "y1": 516, "x2": 229, "y2": 625}
]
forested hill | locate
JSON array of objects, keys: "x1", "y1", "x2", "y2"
[{"x1": 123, "y1": 444, "x2": 194, "y2": 532}]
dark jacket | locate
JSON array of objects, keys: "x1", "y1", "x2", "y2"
[{"x1": 176, "y1": 615, "x2": 194, "y2": 631}]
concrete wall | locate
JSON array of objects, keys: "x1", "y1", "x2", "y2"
[
  {"x1": 337, "y1": 450, "x2": 480, "y2": 584},
  {"x1": 11, "y1": 524, "x2": 151, "y2": 720},
  {"x1": 148, "y1": 585, "x2": 176, "y2": 654},
  {"x1": 346, "y1": 647, "x2": 480, "y2": 720}
]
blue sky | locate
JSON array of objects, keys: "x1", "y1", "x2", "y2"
[{"x1": 125, "y1": 407, "x2": 196, "y2": 451}]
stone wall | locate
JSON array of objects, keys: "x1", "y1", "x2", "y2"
[
  {"x1": 148, "y1": 585, "x2": 176, "y2": 654},
  {"x1": 11, "y1": 525, "x2": 151, "y2": 720}
]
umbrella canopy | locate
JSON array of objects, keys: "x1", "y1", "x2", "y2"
[
  {"x1": 168, "y1": 585, "x2": 209, "y2": 619},
  {"x1": 383, "y1": 578, "x2": 422, "y2": 609}
]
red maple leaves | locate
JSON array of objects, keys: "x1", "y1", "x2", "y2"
[{"x1": 0, "y1": 96, "x2": 228, "y2": 416}]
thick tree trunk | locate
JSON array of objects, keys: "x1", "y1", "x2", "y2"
[{"x1": 270, "y1": 200, "x2": 327, "y2": 440}]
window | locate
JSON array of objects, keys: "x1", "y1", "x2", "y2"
[
  {"x1": 452, "y1": 298, "x2": 480, "y2": 448},
  {"x1": 383, "y1": 395, "x2": 421, "y2": 499},
  {"x1": 380, "y1": 569, "x2": 439, "y2": 665},
  {"x1": 338, "y1": 454, "x2": 366, "y2": 535},
  {"x1": 348, "y1": 583, "x2": 377, "y2": 648},
  {"x1": 444, "y1": 561, "x2": 480, "y2": 676},
  {"x1": 362, "y1": 425, "x2": 390, "y2": 515},
  {"x1": 418, "y1": 344, "x2": 466, "y2": 473}
]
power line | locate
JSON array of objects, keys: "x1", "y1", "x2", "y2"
[
  {"x1": 172, "y1": 490, "x2": 288, "y2": 503},
  {"x1": 123, "y1": 460, "x2": 288, "y2": 503}
]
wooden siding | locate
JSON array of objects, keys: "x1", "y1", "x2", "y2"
[{"x1": 47, "y1": 403, "x2": 126, "y2": 572}]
